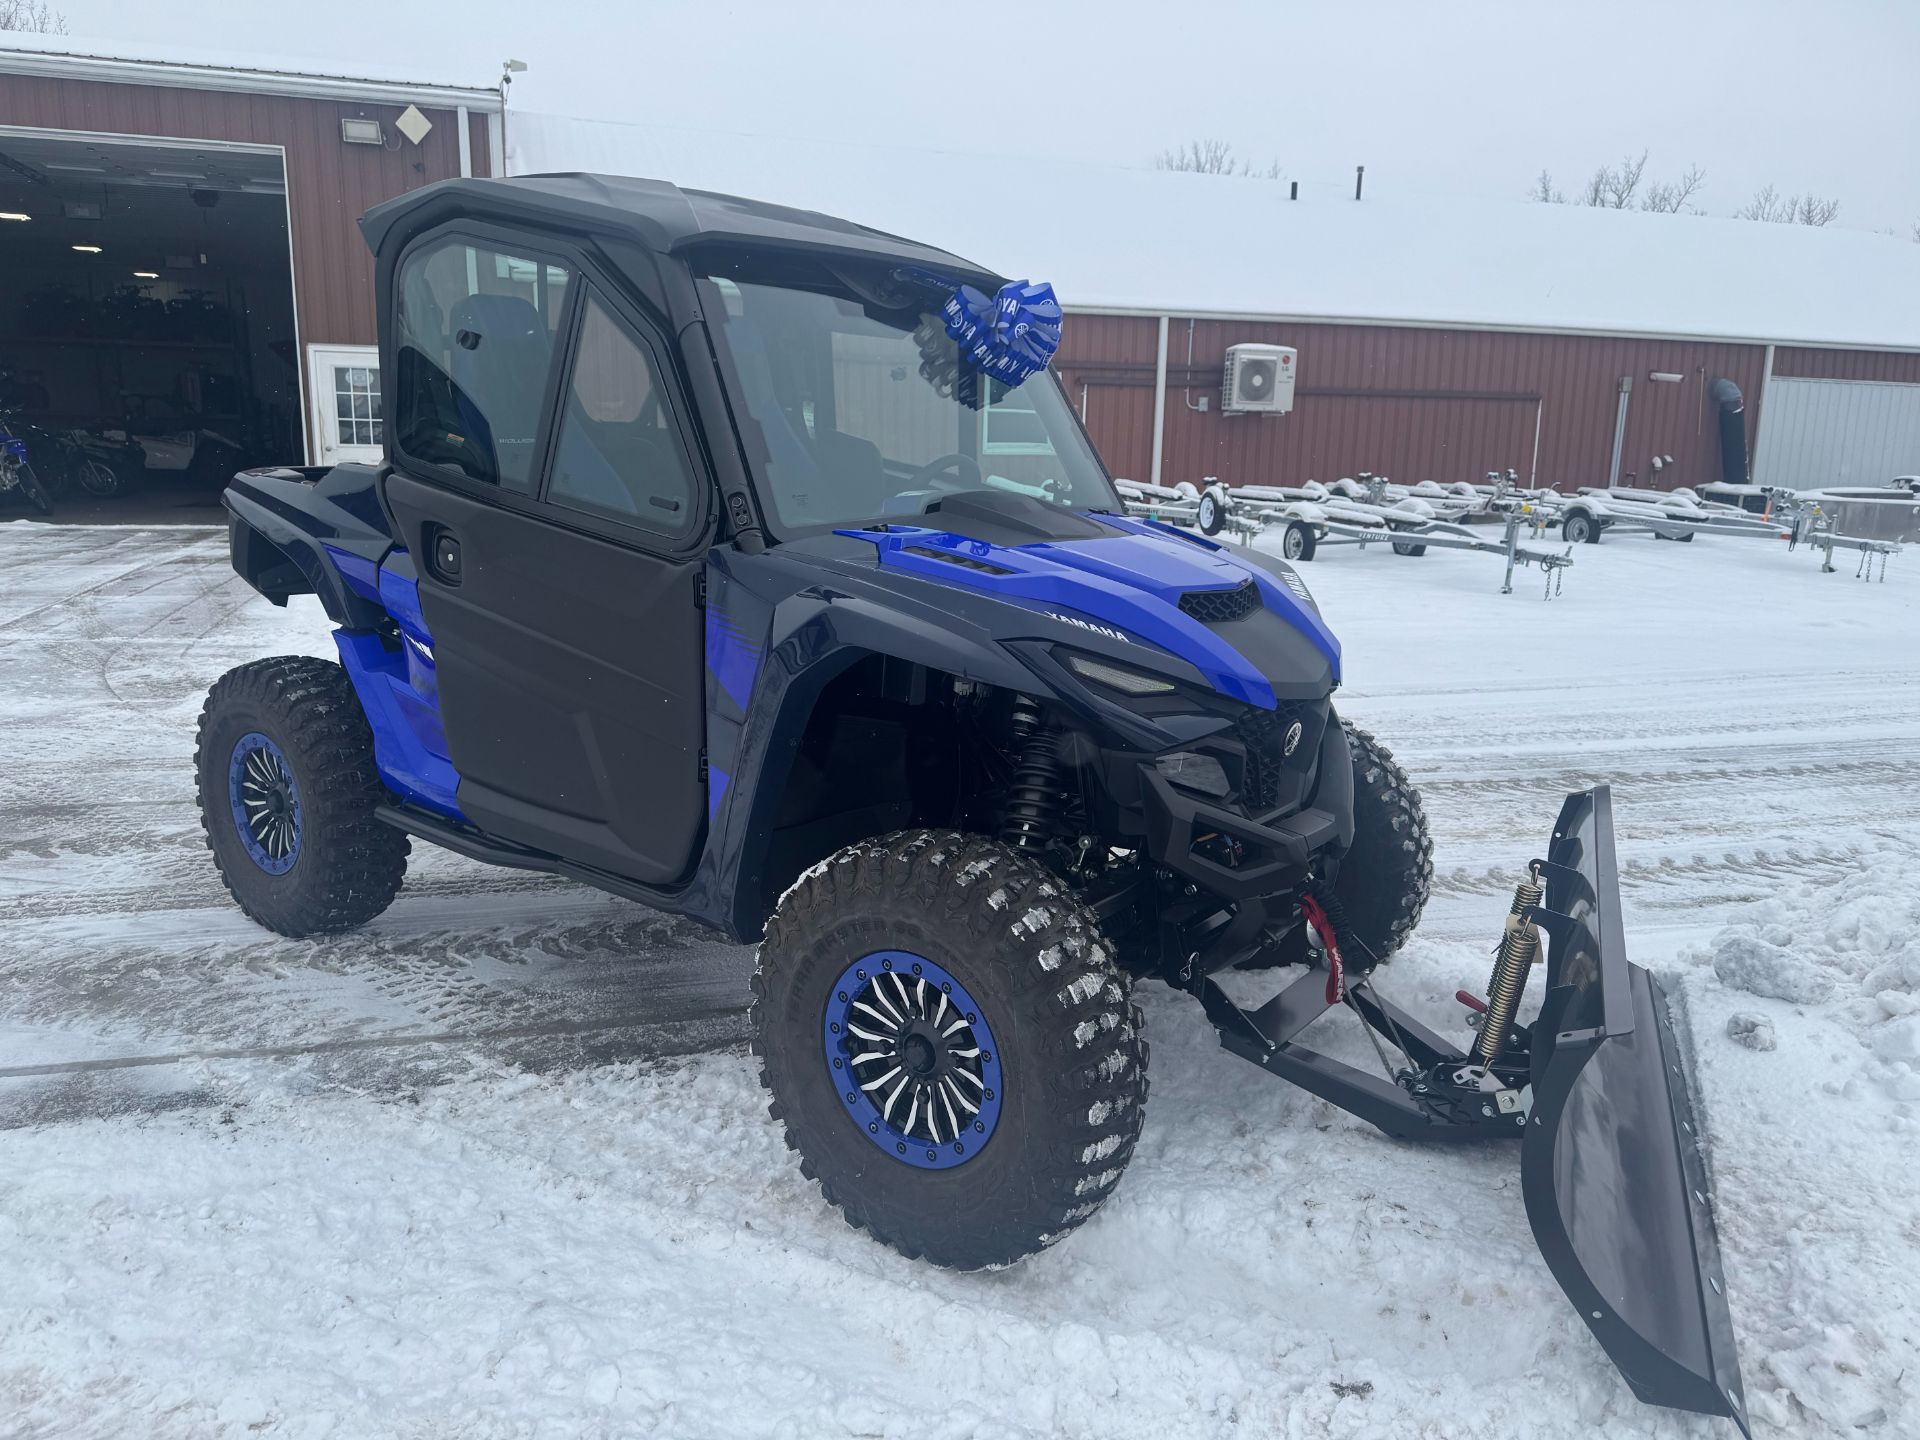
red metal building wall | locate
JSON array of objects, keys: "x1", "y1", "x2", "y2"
[
  {"x1": 0, "y1": 71, "x2": 488, "y2": 352},
  {"x1": 1055, "y1": 314, "x2": 1773, "y2": 491}
]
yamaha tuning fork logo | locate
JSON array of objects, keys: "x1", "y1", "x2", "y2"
[{"x1": 1282, "y1": 721, "x2": 1304, "y2": 757}]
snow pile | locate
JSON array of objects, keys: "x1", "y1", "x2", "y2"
[
  {"x1": 1713, "y1": 932, "x2": 1838, "y2": 1004},
  {"x1": 1703, "y1": 854, "x2": 1920, "y2": 1101},
  {"x1": 1725, "y1": 1012, "x2": 1776, "y2": 1051},
  {"x1": 1682, "y1": 852, "x2": 1920, "y2": 1431}
]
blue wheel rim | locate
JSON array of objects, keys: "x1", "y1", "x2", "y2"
[
  {"x1": 822, "y1": 950, "x2": 1004, "y2": 1170},
  {"x1": 227, "y1": 731, "x2": 302, "y2": 875}
]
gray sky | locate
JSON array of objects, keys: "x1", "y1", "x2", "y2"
[{"x1": 52, "y1": 0, "x2": 1920, "y2": 234}]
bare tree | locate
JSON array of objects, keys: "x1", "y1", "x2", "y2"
[
  {"x1": 1543, "y1": 151, "x2": 1713, "y2": 211},
  {"x1": 1793, "y1": 193, "x2": 1841, "y2": 227},
  {"x1": 1735, "y1": 184, "x2": 1786, "y2": 222},
  {"x1": 1575, "y1": 150, "x2": 1650, "y2": 208},
  {"x1": 1642, "y1": 163, "x2": 1707, "y2": 214},
  {"x1": 1155, "y1": 140, "x2": 1280, "y2": 180},
  {"x1": 1157, "y1": 140, "x2": 1235, "y2": 175},
  {"x1": 1911, "y1": 222, "x2": 1920, "y2": 244},
  {"x1": 1735, "y1": 184, "x2": 1840, "y2": 226},
  {"x1": 0, "y1": 0, "x2": 66, "y2": 31}
]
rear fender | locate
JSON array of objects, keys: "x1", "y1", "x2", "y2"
[
  {"x1": 224, "y1": 465, "x2": 394, "y2": 627},
  {"x1": 228, "y1": 515, "x2": 311, "y2": 608}
]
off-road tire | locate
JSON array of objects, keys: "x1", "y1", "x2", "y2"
[
  {"x1": 195, "y1": 656, "x2": 408, "y2": 936},
  {"x1": 753, "y1": 830, "x2": 1149, "y2": 1270},
  {"x1": 1333, "y1": 723, "x2": 1434, "y2": 965}
]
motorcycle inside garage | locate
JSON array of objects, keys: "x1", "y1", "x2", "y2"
[{"x1": 0, "y1": 132, "x2": 298, "y2": 521}]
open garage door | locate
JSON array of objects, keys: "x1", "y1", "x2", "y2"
[
  {"x1": 1753, "y1": 376, "x2": 1920, "y2": 490},
  {"x1": 0, "y1": 129, "x2": 298, "y2": 520}
]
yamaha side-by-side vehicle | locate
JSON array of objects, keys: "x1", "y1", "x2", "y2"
[{"x1": 198, "y1": 175, "x2": 1749, "y2": 1432}]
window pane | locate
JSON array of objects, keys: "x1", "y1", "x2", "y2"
[
  {"x1": 394, "y1": 239, "x2": 571, "y2": 489},
  {"x1": 546, "y1": 294, "x2": 696, "y2": 532},
  {"x1": 704, "y1": 270, "x2": 1113, "y2": 534}
]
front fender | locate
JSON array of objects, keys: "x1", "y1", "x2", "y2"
[{"x1": 696, "y1": 568, "x2": 1068, "y2": 941}]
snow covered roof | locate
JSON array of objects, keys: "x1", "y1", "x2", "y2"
[
  {"x1": 0, "y1": 31, "x2": 500, "y2": 109},
  {"x1": 515, "y1": 111, "x2": 1920, "y2": 353}
]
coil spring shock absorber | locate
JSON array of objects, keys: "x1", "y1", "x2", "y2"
[
  {"x1": 1472, "y1": 869, "x2": 1545, "y2": 1065},
  {"x1": 1001, "y1": 695, "x2": 1064, "y2": 851}
]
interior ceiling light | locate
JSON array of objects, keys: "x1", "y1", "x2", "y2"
[
  {"x1": 71, "y1": 244, "x2": 103, "y2": 254},
  {"x1": 133, "y1": 270, "x2": 158, "y2": 278},
  {"x1": 0, "y1": 211, "x2": 29, "y2": 222}
]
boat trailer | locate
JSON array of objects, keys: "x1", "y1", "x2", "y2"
[{"x1": 1116, "y1": 478, "x2": 1575, "y2": 596}]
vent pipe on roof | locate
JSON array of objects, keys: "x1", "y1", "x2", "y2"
[
  {"x1": 1354, "y1": 165, "x2": 1365, "y2": 200},
  {"x1": 1290, "y1": 181, "x2": 1299, "y2": 201}
]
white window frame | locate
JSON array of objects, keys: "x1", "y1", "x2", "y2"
[
  {"x1": 307, "y1": 344, "x2": 384, "y2": 465},
  {"x1": 979, "y1": 379, "x2": 1058, "y2": 457}
]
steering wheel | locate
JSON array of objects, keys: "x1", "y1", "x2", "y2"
[{"x1": 902, "y1": 452, "x2": 983, "y2": 491}]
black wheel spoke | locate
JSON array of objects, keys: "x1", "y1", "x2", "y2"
[
  {"x1": 840, "y1": 965, "x2": 991, "y2": 1147},
  {"x1": 230, "y1": 738, "x2": 301, "y2": 872}
]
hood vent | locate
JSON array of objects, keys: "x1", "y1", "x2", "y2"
[
  {"x1": 1178, "y1": 579, "x2": 1262, "y2": 625},
  {"x1": 903, "y1": 545, "x2": 1014, "y2": 577}
]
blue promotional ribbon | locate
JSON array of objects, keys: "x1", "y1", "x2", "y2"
[{"x1": 941, "y1": 279, "x2": 1063, "y2": 388}]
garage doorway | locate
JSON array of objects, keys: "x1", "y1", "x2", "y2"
[{"x1": 0, "y1": 128, "x2": 298, "y2": 520}]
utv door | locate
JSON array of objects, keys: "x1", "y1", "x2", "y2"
[{"x1": 381, "y1": 230, "x2": 710, "y2": 884}]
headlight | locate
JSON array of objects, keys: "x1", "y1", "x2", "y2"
[
  {"x1": 1060, "y1": 649, "x2": 1177, "y2": 696},
  {"x1": 1154, "y1": 750, "x2": 1231, "y2": 797}
]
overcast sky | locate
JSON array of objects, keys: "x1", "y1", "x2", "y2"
[{"x1": 50, "y1": 0, "x2": 1920, "y2": 235}]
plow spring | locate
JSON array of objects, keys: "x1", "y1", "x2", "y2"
[{"x1": 1194, "y1": 785, "x2": 1750, "y2": 1433}]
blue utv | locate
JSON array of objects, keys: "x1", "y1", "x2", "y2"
[{"x1": 199, "y1": 175, "x2": 1749, "y2": 1434}]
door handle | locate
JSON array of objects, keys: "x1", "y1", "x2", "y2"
[{"x1": 426, "y1": 527, "x2": 462, "y2": 584}]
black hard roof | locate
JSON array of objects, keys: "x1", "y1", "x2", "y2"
[{"x1": 360, "y1": 173, "x2": 1001, "y2": 285}]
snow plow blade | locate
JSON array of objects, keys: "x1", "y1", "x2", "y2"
[{"x1": 1522, "y1": 787, "x2": 1751, "y2": 1437}]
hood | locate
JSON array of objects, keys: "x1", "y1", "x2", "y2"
[{"x1": 834, "y1": 502, "x2": 1339, "y2": 710}]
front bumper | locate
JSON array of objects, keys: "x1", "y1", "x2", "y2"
[{"x1": 1137, "y1": 705, "x2": 1354, "y2": 900}]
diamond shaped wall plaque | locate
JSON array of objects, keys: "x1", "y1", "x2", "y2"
[{"x1": 395, "y1": 105, "x2": 434, "y2": 146}]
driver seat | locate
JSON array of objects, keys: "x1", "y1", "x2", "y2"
[{"x1": 807, "y1": 427, "x2": 888, "y2": 516}]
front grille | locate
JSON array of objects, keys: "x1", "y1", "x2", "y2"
[
  {"x1": 1179, "y1": 580, "x2": 1262, "y2": 625},
  {"x1": 1232, "y1": 699, "x2": 1328, "y2": 812}
]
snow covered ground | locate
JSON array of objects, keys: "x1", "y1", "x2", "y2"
[{"x1": 1, "y1": 516, "x2": 1916, "y2": 1437}]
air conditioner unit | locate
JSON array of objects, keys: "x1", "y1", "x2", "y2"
[{"x1": 1222, "y1": 343, "x2": 1297, "y2": 414}]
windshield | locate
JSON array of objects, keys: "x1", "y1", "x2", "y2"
[{"x1": 699, "y1": 262, "x2": 1118, "y2": 536}]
